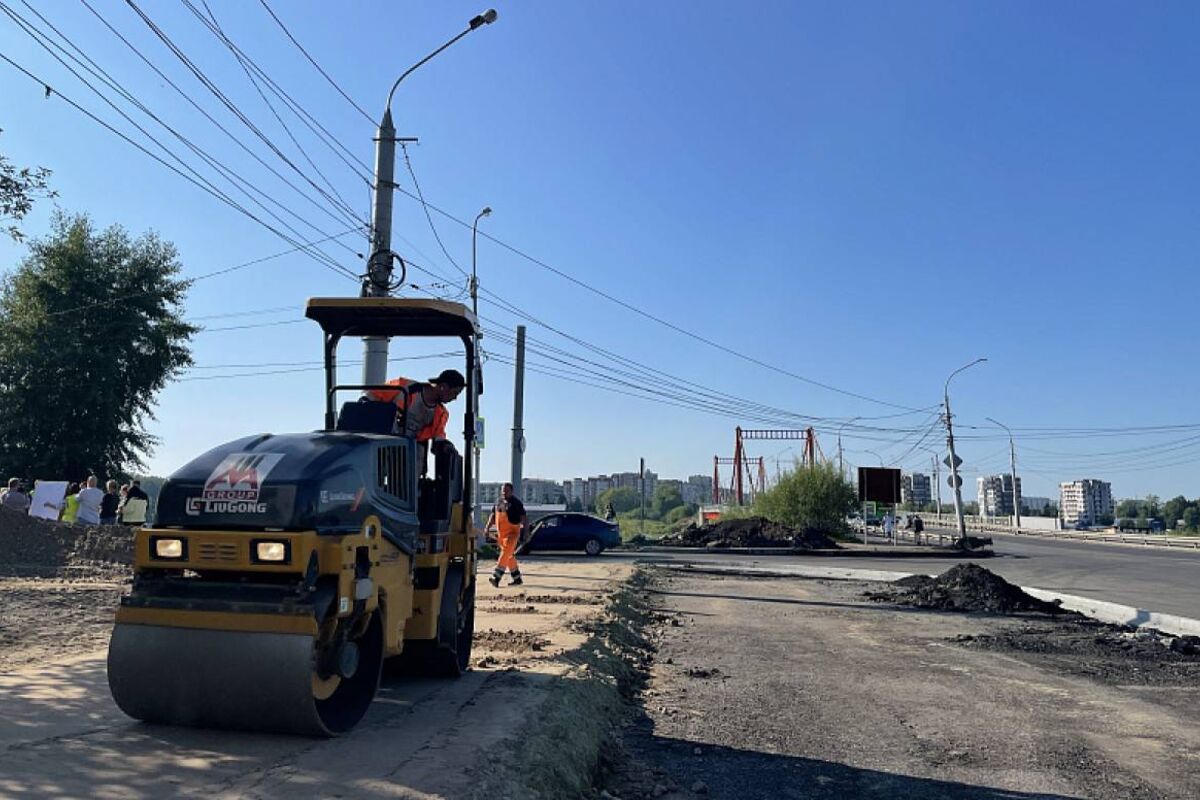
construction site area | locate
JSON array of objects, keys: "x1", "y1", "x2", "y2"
[{"x1": 3, "y1": 505, "x2": 1199, "y2": 800}]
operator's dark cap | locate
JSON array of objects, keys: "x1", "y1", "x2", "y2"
[{"x1": 429, "y1": 368, "x2": 466, "y2": 389}]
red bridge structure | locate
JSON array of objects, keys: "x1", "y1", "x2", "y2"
[{"x1": 714, "y1": 427, "x2": 824, "y2": 506}]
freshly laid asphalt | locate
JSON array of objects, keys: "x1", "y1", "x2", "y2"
[{"x1": 584, "y1": 529, "x2": 1200, "y2": 620}]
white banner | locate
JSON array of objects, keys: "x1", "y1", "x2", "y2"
[{"x1": 29, "y1": 480, "x2": 68, "y2": 521}]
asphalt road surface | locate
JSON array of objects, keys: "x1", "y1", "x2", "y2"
[{"x1": 600, "y1": 531, "x2": 1200, "y2": 619}]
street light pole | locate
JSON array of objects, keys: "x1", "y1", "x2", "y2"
[
  {"x1": 943, "y1": 357, "x2": 987, "y2": 542},
  {"x1": 987, "y1": 416, "x2": 1020, "y2": 532},
  {"x1": 361, "y1": 9, "x2": 498, "y2": 385},
  {"x1": 470, "y1": 207, "x2": 491, "y2": 527}
]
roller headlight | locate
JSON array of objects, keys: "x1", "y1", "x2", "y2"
[
  {"x1": 253, "y1": 540, "x2": 289, "y2": 563},
  {"x1": 152, "y1": 537, "x2": 185, "y2": 560}
]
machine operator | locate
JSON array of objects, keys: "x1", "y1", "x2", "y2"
[{"x1": 368, "y1": 368, "x2": 466, "y2": 473}]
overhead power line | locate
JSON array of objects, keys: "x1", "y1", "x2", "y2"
[
  {"x1": 0, "y1": 43, "x2": 361, "y2": 284},
  {"x1": 388, "y1": 181, "x2": 920, "y2": 411},
  {"x1": 255, "y1": 0, "x2": 375, "y2": 125},
  {"x1": 78, "y1": 0, "x2": 370, "y2": 247}
]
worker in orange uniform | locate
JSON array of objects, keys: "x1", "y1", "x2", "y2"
[
  {"x1": 485, "y1": 482, "x2": 526, "y2": 587},
  {"x1": 368, "y1": 369, "x2": 465, "y2": 474}
]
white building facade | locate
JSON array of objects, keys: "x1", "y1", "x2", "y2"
[
  {"x1": 977, "y1": 474, "x2": 1022, "y2": 518},
  {"x1": 1059, "y1": 480, "x2": 1113, "y2": 526}
]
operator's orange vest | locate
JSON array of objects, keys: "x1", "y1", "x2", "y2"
[{"x1": 367, "y1": 378, "x2": 449, "y2": 442}]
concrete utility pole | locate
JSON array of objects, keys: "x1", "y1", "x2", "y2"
[
  {"x1": 361, "y1": 9, "x2": 498, "y2": 385},
  {"x1": 510, "y1": 325, "x2": 526, "y2": 494},
  {"x1": 640, "y1": 457, "x2": 646, "y2": 537},
  {"x1": 943, "y1": 358, "x2": 987, "y2": 541},
  {"x1": 931, "y1": 454, "x2": 942, "y2": 518},
  {"x1": 987, "y1": 416, "x2": 1020, "y2": 531},
  {"x1": 470, "y1": 207, "x2": 491, "y2": 526},
  {"x1": 836, "y1": 416, "x2": 860, "y2": 482}
]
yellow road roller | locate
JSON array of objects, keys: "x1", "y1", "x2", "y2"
[{"x1": 107, "y1": 298, "x2": 481, "y2": 735}]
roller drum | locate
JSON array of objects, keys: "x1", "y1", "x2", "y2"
[{"x1": 107, "y1": 617, "x2": 382, "y2": 737}]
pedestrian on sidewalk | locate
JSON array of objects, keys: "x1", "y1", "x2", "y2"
[
  {"x1": 61, "y1": 482, "x2": 81, "y2": 523},
  {"x1": 485, "y1": 482, "x2": 526, "y2": 587},
  {"x1": 2, "y1": 478, "x2": 30, "y2": 513},
  {"x1": 75, "y1": 476, "x2": 104, "y2": 525},
  {"x1": 100, "y1": 480, "x2": 120, "y2": 525},
  {"x1": 882, "y1": 512, "x2": 895, "y2": 541}
]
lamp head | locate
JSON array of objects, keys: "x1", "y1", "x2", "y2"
[
  {"x1": 481, "y1": 206, "x2": 492, "y2": 217},
  {"x1": 469, "y1": 9, "x2": 498, "y2": 29}
]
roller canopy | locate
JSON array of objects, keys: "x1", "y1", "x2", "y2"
[{"x1": 306, "y1": 298, "x2": 478, "y2": 340}]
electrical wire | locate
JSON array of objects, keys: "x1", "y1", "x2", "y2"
[
  {"x1": 0, "y1": 44, "x2": 361, "y2": 284},
  {"x1": 78, "y1": 0, "x2": 370, "y2": 246},
  {"x1": 15, "y1": 0, "x2": 362, "y2": 273},
  {"x1": 389, "y1": 184, "x2": 923, "y2": 411},
  {"x1": 255, "y1": 0, "x2": 374, "y2": 125}
]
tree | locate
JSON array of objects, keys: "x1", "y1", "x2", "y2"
[
  {"x1": 753, "y1": 461, "x2": 856, "y2": 535},
  {"x1": 567, "y1": 497, "x2": 583, "y2": 512},
  {"x1": 1, "y1": 132, "x2": 54, "y2": 242},
  {"x1": 1115, "y1": 498, "x2": 1140, "y2": 519},
  {"x1": 1163, "y1": 495, "x2": 1191, "y2": 530},
  {"x1": 596, "y1": 487, "x2": 640, "y2": 515},
  {"x1": 650, "y1": 484, "x2": 684, "y2": 519},
  {"x1": 0, "y1": 213, "x2": 196, "y2": 479},
  {"x1": 1182, "y1": 507, "x2": 1200, "y2": 532}
]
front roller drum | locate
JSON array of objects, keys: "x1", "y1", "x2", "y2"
[{"x1": 107, "y1": 614, "x2": 383, "y2": 737}]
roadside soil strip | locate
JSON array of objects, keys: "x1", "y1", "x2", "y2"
[
  {"x1": 608, "y1": 569, "x2": 1200, "y2": 800},
  {"x1": 0, "y1": 559, "x2": 636, "y2": 799}
]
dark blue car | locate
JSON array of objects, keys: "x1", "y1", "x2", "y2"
[{"x1": 521, "y1": 513, "x2": 622, "y2": 555}]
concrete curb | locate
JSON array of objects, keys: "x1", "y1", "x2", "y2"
[
  {"x1": 635, "y1": 545, "x2": 988, "y2": 559},
  {"x1": 655, "y1": 562, "x2": 1200, "y2": 638}
]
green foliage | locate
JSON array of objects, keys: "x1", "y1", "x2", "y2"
[
  {"x1": 752, "y1": 461, "x2": 856, "y2": 535},
  {"x1": 596, "y1": 487, "x2": 640, "y2": 515},
  {"x1": 0, "y1": 213, "x2": 195, "y2": 480},
  {"x1": 567, "y1": 497, "x2": 584, "y2": 512},
  {"x1": 1182, "y1": 507, "x2": 1200, "y2": 531},
  {"x1": 650, "y1": 484, "x2": 684, "y2": 518},
  {"x1": 1, "y1": 132, "x2": 55, "y2": 242},
  {"x1": 662, "y1": 504, "x2": 694, "y2": 525}
]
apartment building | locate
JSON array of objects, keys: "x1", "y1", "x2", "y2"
[
  {"x1": 1059, "y1": 480, "x2": 1113, "y2": 526},
  {"x1": 977, "y1": 474, "x2": 1022, "y2": 517},
  {"x1": 901, "y1": 473, "x2": 932, "y2": 507}
]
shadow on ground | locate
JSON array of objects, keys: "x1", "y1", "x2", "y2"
[{"x1": 612, "y1": 712, "x2": 1081, "y2": 800}]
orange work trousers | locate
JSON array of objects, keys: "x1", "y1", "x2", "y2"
[{"x1": 496, "y1": 525, "x2": 521, "y2": 572}]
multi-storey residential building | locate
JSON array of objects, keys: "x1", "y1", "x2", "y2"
[
  {"x1": 977, "y1": 474, "x2": 1022, "y2": 517},
  {"x1": 1059, "y1": 480, "x2": 1113, "y2": 526},
  {"x1": 479, "y1": 482, "x2": 503, "y2": 506},
  {"x1": 521, "y1": 478, "x2": 563, "y2": 505},
  {"x1": 901, "y1": 473, "x2": 932, "y2": 507},
  {"x1": 682, "y1": 474, "x2": 714, "y2": 505},
  {"x1": 1020, "y1": 496, "x2": 1053, "y2": 513}
]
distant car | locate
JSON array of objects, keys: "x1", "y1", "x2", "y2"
[{"x1": 520, "y1": 513, "x2": 621, "y2": 556}]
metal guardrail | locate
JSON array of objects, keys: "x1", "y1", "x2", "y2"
[{"x1": 910, "y1": 514, "x2": 1200, "y2": 550}]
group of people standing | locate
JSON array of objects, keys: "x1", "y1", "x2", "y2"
[
  {"x1": 1, "y1": 476, "x2": 148, "y2": 525},
  {"x1": 60, "y1": 478, "x2": 148, "y2": 525}
]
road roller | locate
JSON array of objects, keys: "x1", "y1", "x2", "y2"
[{"x1": 107, "y1": 298, "x2": 481, "y2": 736}]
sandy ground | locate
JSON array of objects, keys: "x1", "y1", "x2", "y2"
[
  {"x1": 604, "y1": 570, "x2": 1200, "y2": 800},
  {"x1": 0, "y1": 557, "x2": 632, "y2": 800}
]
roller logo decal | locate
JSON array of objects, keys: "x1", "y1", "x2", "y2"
[{"x1": 186, "y1": 452, "x2": 285, "y2": 515}]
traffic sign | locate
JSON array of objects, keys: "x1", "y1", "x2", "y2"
[
  {"x1": 947, "y1": 474, "x2": 963, "y2": 488},
  {"x1": 943, "y1": 454, "x2": 963, "y2": 469}
]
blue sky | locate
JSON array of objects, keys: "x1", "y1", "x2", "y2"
[{"x1": 2, "y1": 1, "x2": 1198, "y2": 501}]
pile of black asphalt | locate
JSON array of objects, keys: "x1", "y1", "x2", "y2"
[
  {"x1": 867, "y1": 563, "x2": 1066, "y2": 614},
  {"x1": 658, "y1": 516, "x2": 840, "y2": 550}
]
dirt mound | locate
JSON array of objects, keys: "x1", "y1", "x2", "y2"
[
  {"x1": 0, "y1": 506, "x2": 133, "y2": 577},
  {"x1": 869, "y1": 563, "x2": 1067, "y2": 614},
  {"x1": 658, "y1": 517, "x2": 839, "y2": 550},
  {"x1": 474, "y1": 629, "x2": 552, "y2": 653}
]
